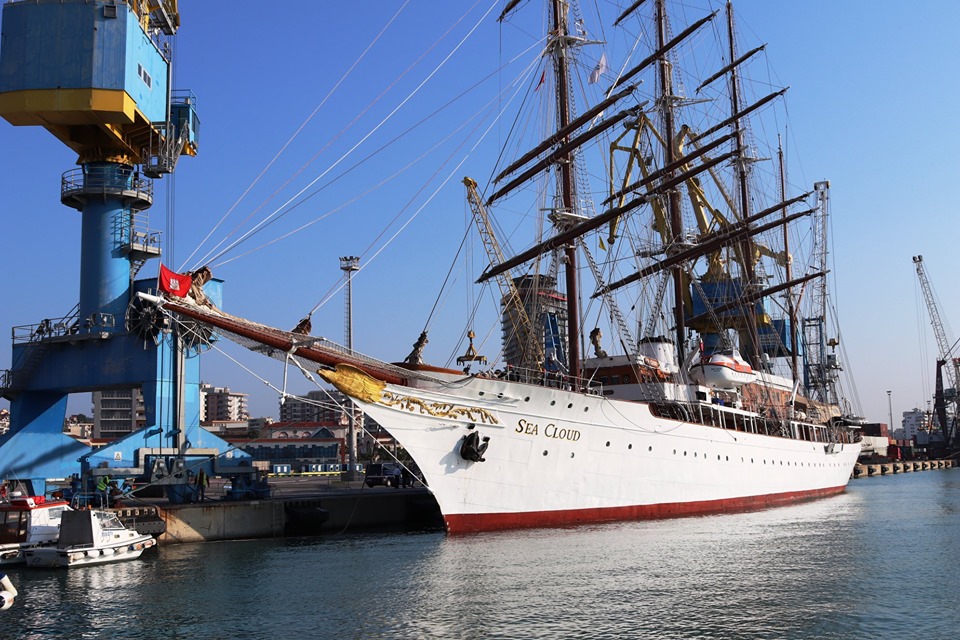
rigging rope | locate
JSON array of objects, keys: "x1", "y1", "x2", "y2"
[
  {"x1": 180, "y1": 0, "x2": 412, "y2": 271},
  {"x1": 191, "y1": 0, "x2": 500, "y2": 272}
]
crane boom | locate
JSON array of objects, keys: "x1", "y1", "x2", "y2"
[
  {"x1": 464, "y1": 177, "x2": 544, "y2": 371},
  {"x1": 913, "y1": 254, "x2": 959, "y2": 444}
]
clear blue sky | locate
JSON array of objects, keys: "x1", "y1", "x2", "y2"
[{"x1": 1, "y1": 1, "x2": 958, "y2": 426}]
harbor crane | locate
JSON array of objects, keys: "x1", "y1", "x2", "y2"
[
  {"x1": 463, "y1": 177, "x2": 545, "y2": 372},
  {"x1": 912, "y1": 255, "x2": 959, "y2": 447}
]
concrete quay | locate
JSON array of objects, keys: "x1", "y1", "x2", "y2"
[
  {"x1": 853, "y1": 458, "x2": 957, "y2": 479},
  {"x1": 118, "y1": 477, "x2": 443, "y2": 545}
]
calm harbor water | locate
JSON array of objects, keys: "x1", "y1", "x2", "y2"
[{"x1": 4, "y1": 469, "x2": 960, "y2": 639}]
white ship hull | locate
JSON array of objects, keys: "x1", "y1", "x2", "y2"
[{"x1": 351, "y1": 373, "x2": 860, "y2": 533}]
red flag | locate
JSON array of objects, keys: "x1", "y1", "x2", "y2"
[
  {"x1": 535, "y1": 70, "x2": 545, "y2": 91},
  {"x1": 159, "y1": 264, "x2": 192, "y2": 298}
]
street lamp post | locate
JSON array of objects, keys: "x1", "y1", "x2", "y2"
[
  {"x1": 340, "y1": 256, "x2": 360, "y2": 481},
  {"x1": 887, "y1": 390, "x2": 893, "y2": 435}
]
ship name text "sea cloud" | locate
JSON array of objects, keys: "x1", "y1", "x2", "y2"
[{"x1": 516, "y1": 419, "x2": 581, "y2": 442}]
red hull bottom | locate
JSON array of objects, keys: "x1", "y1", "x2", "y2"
[{"x1": 443, "y1": 485, "x2": 848, "y2": 534}]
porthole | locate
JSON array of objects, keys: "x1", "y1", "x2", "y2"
[
  {"x1": 751, "y1": 458, "x2": 754, "y2": 463},
  {"x1": 543, "y1": 450, "x2": 548, "y2": 456},
  {"x1": 694, "y1": 452, "x2": 697, "y2": 458},
  {"x1": 673, "y1": 449, "x2": 677, "y2": 455},
  {"x1": 567, "y1": 403, "x2": 573, "y2": 409},
  {"x1": 550, "y1": 400, "x2": 556, "y2": 406},
  {"x1": 570, "y1": 452, "x2": 575, "y2": 458},
  {"x1": 684, "y1": 451, "x2": 687, "y2": 456},
  {"x1": 628, "y1": 444, "x2": 633, "y2": 450},
  {"x1": 717, "y1": 455, "x2": 721, "y2": 461},
  {"x1": 478, "y1": 391, "x2": 485, "y2": 396},
  {"x1": 648, "y1": 446, "x2": 653, "y2": 452},
  {"x1": 725, "y1": 456, "x2": 729, "y2": 461},
  {"x1": 583, "y1": 407, "x2": 589, "y2": 412},
  {"x1": 524, "y1": 397, "x2": 530, "y2": 402},
  {"x1": 606, "y1": 441, "x2": 611, "y2": 447}
]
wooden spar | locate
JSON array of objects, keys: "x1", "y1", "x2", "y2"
[
  {"x1": 160, "y1": 301, "x2": 408, "y2": 386},
  {"x1": 682, "y1": 271, "x2": 826, "y2": 328},
  {"x1": 478, "y1": 150, "x2": 738, "y2": 284},
  {"x1": 614, "y1": 0, "x2": 649, "y2": 26},
  {"x1": 594, "y1": 206, "x2": 814, "y2": 297},
  {"x1": 487, "y1": 107, "x2": 639, "y2": 205},
  {"x1": 695, "y1": 44, "x2": 765, "y2": 94},
  {"x1": 493, "y1": 87, "x2": 640, "y2": 184},
  {"x1": 610, "y1": 10, "x2": 718, "y2": 91},
  {"x1": 602, "y1": 131, "x2": 735, "y2": 206},
  {"x1": 691, "y1": 88, "x2": 787, "y2": 143},
  {"x1": 497, "y1": 0, "x2": 523, "y2": 22}
]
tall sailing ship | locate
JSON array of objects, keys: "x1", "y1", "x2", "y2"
[{"x1": 143, "y1": 0, "x2": 862, "y2": 533}]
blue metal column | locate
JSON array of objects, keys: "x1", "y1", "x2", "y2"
[
  {"x1": 78, "y1": 164, "x2": 131, "y2": 328},
  {"x1": 66, "y1": 162, "x2": 151, "y2": 331}
]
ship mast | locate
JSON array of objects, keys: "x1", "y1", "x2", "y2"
[
  {"x1": 656, "y1": 0, "x2": 686, "y2": 360},
  {"x1": 726, "y1": 1, "x2": 761, "y2": 368},
  {"x1": 778, "y1": 136, "x2": 799, "y2": 381},
  {"x1": 550, "y1": 0, "x2": 581, "y2": 381}
]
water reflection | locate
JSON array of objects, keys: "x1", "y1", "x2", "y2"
[{"x1": 3, "y1": 470, "x2": 959, "y2": 639}]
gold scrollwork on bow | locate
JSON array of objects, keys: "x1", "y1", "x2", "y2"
[{"x1": 381, "y1": 393, "x2": 499, "y2": 424}]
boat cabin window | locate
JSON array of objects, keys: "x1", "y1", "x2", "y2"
[{"x1": 0, "y1": 511, "x2": 27, "y2": 543}]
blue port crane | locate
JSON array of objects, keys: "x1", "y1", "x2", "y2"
[
  {"x1": 912, "y1": 255, "x2": 959, "y2": 448},
  {"x1": 0, "y1": 0, "x2": 253, "y2": 500}
]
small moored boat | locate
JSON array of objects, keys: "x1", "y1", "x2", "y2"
[
  {"x1": 0, "y1": 494, "x2": 71, "y2": 566},
  {"x1": 22, "y1": 509, "x2": 156, "y2": 568}
]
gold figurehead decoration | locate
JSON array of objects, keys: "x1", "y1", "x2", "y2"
[{"x1": 318, "y1": 364, "x2": 387, "y2": 404}]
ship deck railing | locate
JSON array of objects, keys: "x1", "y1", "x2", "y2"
[
  {"x1": 647, "y1": 399, "x2": 853, "y2": 446},
  {"x1": 491, "y1": 365, "x2": 604, "y2": 396}
]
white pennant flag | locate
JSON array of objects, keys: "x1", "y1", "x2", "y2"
[{"x1": 589, "y1": 52, "x2": 607, "y2": 84}]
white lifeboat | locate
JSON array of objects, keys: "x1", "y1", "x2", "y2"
[{"x1": 689, "y1": 349, "x2": 756, "y2": 389}]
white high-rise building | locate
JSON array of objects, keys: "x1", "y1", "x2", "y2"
[
  {"x1": 200, "y1": 383, "x2": 249, "y2": 423},
  {"x1": 279, "y1": 390, "x2": 347, "y2": 423},
  {"x1": 93, "y1": 388, "x2": 145, "y2": 440},
  {"x1": 899, "y1": 407, "x2": 930, "y2": 441}
]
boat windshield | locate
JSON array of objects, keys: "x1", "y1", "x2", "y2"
[{"x1": 95, "y1": 512, "x2": 125, "y2": 530}]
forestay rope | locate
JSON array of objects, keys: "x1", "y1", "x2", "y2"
[{"x1": 184, "y1": 0, "x2": 501, "y2": 275}]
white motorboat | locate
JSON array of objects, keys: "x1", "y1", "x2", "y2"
[{"x1": 23, "y1": 509, "x2": 156, "y2": 568}]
